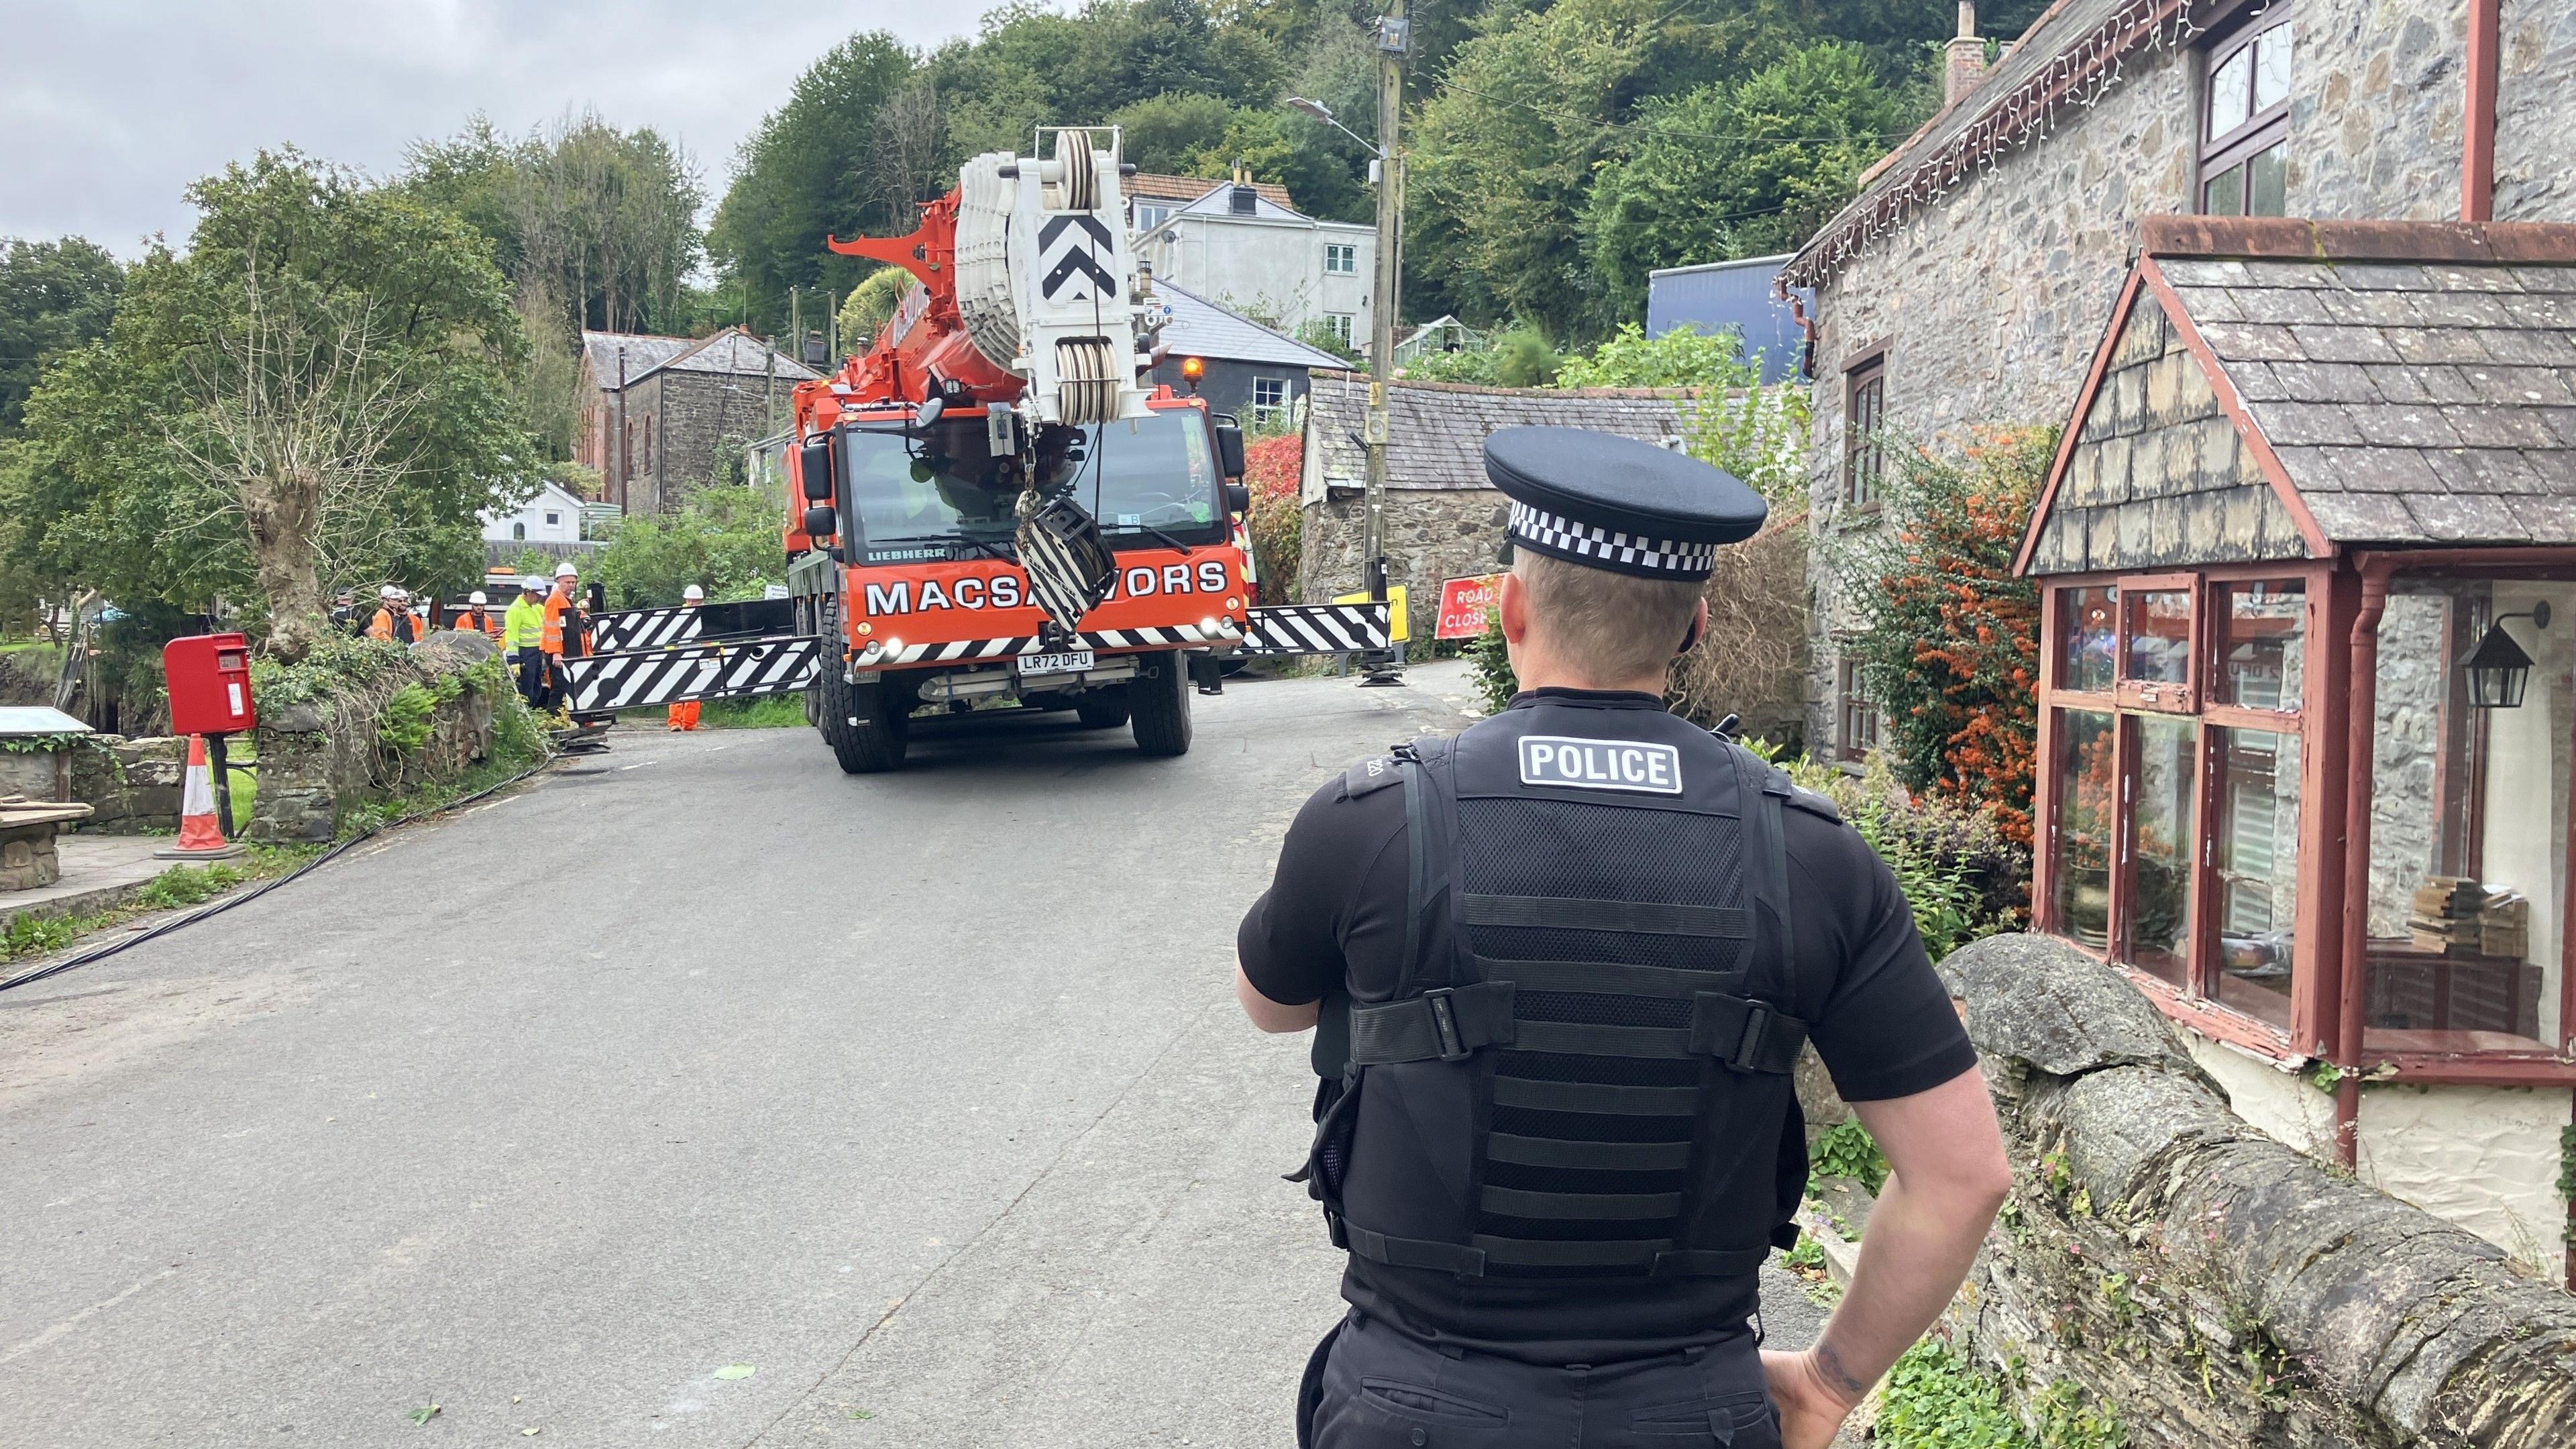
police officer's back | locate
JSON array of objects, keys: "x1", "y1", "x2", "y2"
[{"x1": 1235, "y1": 429, "x2": 2010, "y2": 1449}]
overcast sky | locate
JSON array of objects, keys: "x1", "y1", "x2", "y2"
[{"x1": 0, "y1": 1, "x2": 1001, "y2": 254}]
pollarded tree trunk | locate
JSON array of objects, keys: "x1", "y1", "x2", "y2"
[{"x1": 240, "y1": 467, "x2": 328, "y2": 661}]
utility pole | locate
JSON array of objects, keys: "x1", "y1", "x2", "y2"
[{"x1": 1361, "y1": 0, "x2": 1409, "y2": 684}]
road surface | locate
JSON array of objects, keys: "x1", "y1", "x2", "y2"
[{"x1": 0, "y1": 661, "x2": 1822, "y2": 1447}]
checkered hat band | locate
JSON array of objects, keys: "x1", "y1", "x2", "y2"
[{"x1": 1507, "y1": 502, "x2": 1717, "y2": 578}]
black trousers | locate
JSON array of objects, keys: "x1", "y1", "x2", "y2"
[
  {"x1": 515, "y1": 647, "x2": 549, "y2": 708},
  {"x1": 1302, "y1": 1311, "x2": 1780, "y2": 1449}
]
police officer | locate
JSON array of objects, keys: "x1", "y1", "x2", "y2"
[{"x1": 1235, "y1": 429, "x2": 2010, "y2": 1449}]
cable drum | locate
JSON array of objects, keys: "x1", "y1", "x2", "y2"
[
  {"x1": 1053, "y1": 130, "x2": 1098, "y2": 212},
  {"x1": 1055, "y1": 337, "x2": 1118, "y2": 425}
]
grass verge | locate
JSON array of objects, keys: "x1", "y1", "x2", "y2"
[{"x1": 2, "y1": 844, "x2": 323, "y2": 963}]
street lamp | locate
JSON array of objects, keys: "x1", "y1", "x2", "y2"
[{"x1": 1284, "y1": 97, "x2": 1381, "y2": 158}]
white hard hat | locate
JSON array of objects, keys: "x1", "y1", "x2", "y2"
[
  {"x1": 468, "y1": 590, "x2": 488, "y2": 605},
  {"x1": 682, "y1": 584, "x2": 705, "y2": 601},
  {"x1": 380, "y1": 584, "x2": 401, "y2": 599},
  {"x1": 555, "y1": 559, "x2": 579, "y2": 578},
  {"x1": 522, "y1": 575, "x2": 547, "y2": 590}
]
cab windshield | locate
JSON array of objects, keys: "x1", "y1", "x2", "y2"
[{"x1": 841, "y1": 409, "x2": 1224, "y2": 560}]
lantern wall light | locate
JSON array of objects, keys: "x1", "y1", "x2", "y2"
[{"x1": 2463, "y1": 600, "x2": 2551, "y2": 710}]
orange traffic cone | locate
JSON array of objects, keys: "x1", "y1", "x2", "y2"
[{"x1": 156, "y1": 735, "x2": 245, "y2": 860}]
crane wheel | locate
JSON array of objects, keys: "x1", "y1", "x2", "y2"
[
  {"x1": 1128, "y1": 650, "x2": 1193, "y2": 757},
  {"x1": 820, "y1": 665, "x2": 910, "y2": 773},
  {"x1": 1074, "y1": 688, "x2": 1130, "y2": 729}
]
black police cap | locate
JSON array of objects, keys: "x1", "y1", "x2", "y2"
[{"x1": 1483, "y1": 427, "x2": 1767, "y2": 581}]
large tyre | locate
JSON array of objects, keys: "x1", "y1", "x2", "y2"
[
  {"x1": 815, "y1": 598, "x2": 909, "y2": 773},
  {"x1": 1129, "y1": 651, "x2": 1193, "y2": 757},
  {"x1": 1074, "y1": 688, "x2": 1130, "y2": 729}
]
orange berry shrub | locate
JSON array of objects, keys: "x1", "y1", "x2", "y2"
[
  {"x1": 1242, "y1": 431, "x2": 1303, "y2": 606},
  {"x1": 1829, "y1": 425, "x2": 2053, "y2": 849}
]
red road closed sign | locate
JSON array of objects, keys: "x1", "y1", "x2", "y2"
[{"x1": 1436, "y1": 574, "x2": 1504, "y2": 640}]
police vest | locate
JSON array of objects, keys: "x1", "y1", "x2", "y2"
[{"x1": 1307, "y1": 698, "x2": 1811, "y2": 1289}]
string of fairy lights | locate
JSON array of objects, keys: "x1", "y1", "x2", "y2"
[{"x1": 1785, "y1": 0, "x2": 2224, "y2": 287}]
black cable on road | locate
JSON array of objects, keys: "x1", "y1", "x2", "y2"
[{"x1": 0, "y1": 755, "x2": 557, "y2": 996}]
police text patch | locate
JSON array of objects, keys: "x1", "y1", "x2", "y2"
[{"x1": 1517, "y1": 736, "x2": 1682, "y2": 794}]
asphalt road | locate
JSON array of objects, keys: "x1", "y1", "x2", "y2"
[{"x1": 0, "y1": 660, "x2": 1821, "y2": 1448}]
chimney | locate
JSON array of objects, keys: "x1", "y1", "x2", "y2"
[{"x1": 1945, "y1": 1, "x2": 1988, "y2": 109}]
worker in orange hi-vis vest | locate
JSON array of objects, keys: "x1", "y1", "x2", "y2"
[
  {"x1": 667, "y1": 585, "x2": 706, "y2": 731},
  {"x1": 366, "y1": 585, "x2": 420, "y2": 643},
  {"x1": 539, "y1": 559, "x2": 582, "y2": 710},
  {"x1": 452, "y1": 590, "x2": 498, "y2": 638}
]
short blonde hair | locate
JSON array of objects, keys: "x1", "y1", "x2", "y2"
[{"x1": 1513, "y1": 549, "x2": 1703, "y2": 684}]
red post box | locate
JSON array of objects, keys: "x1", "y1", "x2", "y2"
[{"x1": 164, "y1": 633, "x2": 258, "y2": 737}]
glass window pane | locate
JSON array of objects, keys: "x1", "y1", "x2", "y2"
[
  {"x1": 2253, "y1": 28, "x2": 2293, "y2": 112},
  {"x1": 2214, "y1": 727, "x2": 2300, "y2": 1029},
  {"x1": 2123, "y1": 588, "x2": 2192, "y2": 686},
  {"x1": 2215, "y1": 580, "x2": 2304, "y2": 710},
  {"x1": 2127, "y1": 715, "x2": 2198, "y2": 987},
  {"x1": 2054, "y1": 710, "x2": 2116, "y2": 949},
  {"x1": 2204, "y1": 163, "x2": 2246, "y2": 216},
  {"x1": 2210, "y1": 48, "x2": 2253, "y2": 138},
  {"x1": 2247, "y1": 143, "x2": 2288, "y2": 217},
  {"x1": 2363, "y1": 580, "x2": 2571, "y2": 1054},
  {"x1": 2060, "y1": 586, "x2": 2117, "y2": 692}
]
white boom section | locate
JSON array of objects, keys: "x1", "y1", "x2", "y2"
[{"x1": 951, "y1": 127, "x2": 1155, "y2": 429}]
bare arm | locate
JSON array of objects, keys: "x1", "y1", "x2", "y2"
[
  {"x1": 1235, "y1": 957, "x2": 1320, "y2": 1034},
  {"x1": 1764, "y1": 1066, "x2": 2011, "y2": 1448}
]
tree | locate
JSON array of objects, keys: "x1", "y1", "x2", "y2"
[
  {"x1": 1110, "y1": 91, "x2": 1239, "y2": 173},
  {"x1": 0, "y1": 237, "x2": 123, "y2": 435},
  {"x1": 3, "y1": 151, "x2": 527, "y2": 661},
  {"x1": 593, "y1": 485, "x2": 784, "y2": 608},
  {"x1": 835, "y1": 265, "x2": 916, "y2": 353},
  {"x1": 403, "y1": 109, "x2": 705, "y2": 339},
  {"x1": 706, "y1": 32, "x2": 920, "y2": 333},
  {"x1": 1405, "y1": 0, "x2": 1762, "y2": 341},
  {"x1": 1583, "y1": 42, "x2": 1907, "y2": 321}
]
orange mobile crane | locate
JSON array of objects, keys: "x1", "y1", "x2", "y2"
[{"x1": 559, "y1": 127, "x2": 1390, "y2": 771}]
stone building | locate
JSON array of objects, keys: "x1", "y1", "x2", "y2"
[
  {"x1": 1784, "y1": 0, "x2": 2576, "y2": 759},
  {"x1": 1295, "y1": 372, "x2": 1697, "y2": 602},
  {"x1": 577, "y1": 328, "x2": 818, "y2": 517},
  {"x1": 1778, "y1": 0, "x2": 2576, "y2": 1284}
]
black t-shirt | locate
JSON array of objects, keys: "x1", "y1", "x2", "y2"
[{"x1": 1236, "y1": 688, "x2": 1978, "y2": 1357}]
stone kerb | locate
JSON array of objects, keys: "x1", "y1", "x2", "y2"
[{"x1": 1943, "y1": 934, "x2": 2576, "y2": 1448}]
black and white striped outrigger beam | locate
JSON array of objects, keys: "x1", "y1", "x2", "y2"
[
  {"x1": 587, "y1": 598, "x2": 796, "y2": 654},
  {"x1": 561, "y1": 635, "x2": 821, "y2": 712},
  {"x1": 1238, "y1": 602, "x2": 1392, "y2": 657}
]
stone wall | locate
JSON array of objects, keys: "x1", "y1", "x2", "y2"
[
  {"x1": 246, "y1": 639, "x2": 501, "y2": 844},
  {"x1": 64, "y1": 736, "x2": 185, "y2": 833},
  {"x1": 1799, "y1": 0, "x2": 2576, "y2": 746},
  {"x1": 635, "y1": 368, "x2": 792, "y2": 517},
  {"x1": 1939, "y1": 934, "x2": 2576, "y2": 1446},
  {"x1": 1299, "y1": 486, "x2": 1508, "y2": 610}
]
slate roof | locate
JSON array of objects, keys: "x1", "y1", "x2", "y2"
[
  {"x1": 638, "y1": 327, "x2": 822, "y2": 384},
  {"x1": 580, "y1": 330, "x2": 696, "y2": 384},
  {"x1": 1155, "y1": 283, "x2": 1348, "y2": 370},
  {"x1": 1128, "y1": 172, "x2": 1294, "y2": 211},
  {"x1": 2155, "y1": 232, "x2": 2576, "y2": 545},
  {"x1": 1305, "y1": 373, "x2": 1699, "y2": 492}
]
